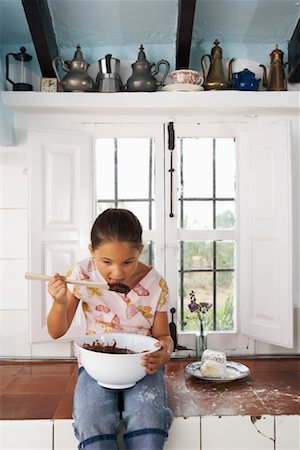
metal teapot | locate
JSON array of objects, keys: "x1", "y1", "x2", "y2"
[
  {"x1": 201, "y1": 39, "x2": 235, "y2": 90},
  {"x1": 259, "y1": 45, "x2": 288, "y2": 91},
  {"x1": 126, "y1": 45, "x2": 170, "y2": 92},
  {"x1": 52, "y1": 45, "x2": 94, "y2": 92}
]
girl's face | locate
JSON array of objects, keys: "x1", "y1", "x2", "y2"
[{"x1": 89, "y1": 241, "x2": 142, "y2": 285}]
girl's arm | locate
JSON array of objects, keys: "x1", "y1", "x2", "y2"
[
  {"x1": 47, "y1": 273, "x2": 80, "y2": 339},
  {"x1": 142, "y1": 311, "x2": 174, "y2": 374}
]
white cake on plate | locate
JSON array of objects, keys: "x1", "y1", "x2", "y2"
[{"x1": 200, "y1": 349, "x2": 227, "y2": 378}]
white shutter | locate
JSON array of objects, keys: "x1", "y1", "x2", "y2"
[
  {"x1": 28, "y1": 129, "x2": 92, "y2": 343},
  {"x1": 239, "y1": 122, "x2": 293, "y2": 347}
]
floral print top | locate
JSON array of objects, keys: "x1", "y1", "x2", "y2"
[{"x1": 68, "y1": 257, "x2": 169, "y2": 336}]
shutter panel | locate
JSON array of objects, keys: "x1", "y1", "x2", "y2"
[
  {"x1": 28, "y1": 130, "x2": 92, "y2": 343},
  {"x1": 239, "y1": 122, "x2": 293, "y2": 347}
]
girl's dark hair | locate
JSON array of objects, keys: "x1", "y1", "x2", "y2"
[{"x1": 91, "y1": 208, "x2": 143, "y2": 249}]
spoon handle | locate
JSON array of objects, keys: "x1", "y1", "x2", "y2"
[{"x1": 24, "y1": 272, "x2": 109, "y2": 290}]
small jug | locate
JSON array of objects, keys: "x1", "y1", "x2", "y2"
[
  {"x1": 259, "y1": 45, "x2": 288, "y2": 91},
  {"x1": 126, "y1": 45, "x2": 170, "y2": 92},
  {"x1": 52, "y1": 44, "x2": 94, "y2": 92}
]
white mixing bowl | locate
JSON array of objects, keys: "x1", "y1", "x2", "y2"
[{"x1": 75, "y1": 333, "x2": 159, "y2": 389}]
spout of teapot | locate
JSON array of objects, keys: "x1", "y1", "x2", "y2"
[
  {"x1": 227, "y1": 57, "x2": 236, "y2": 88},
  {"x1": 259, "y1": 64, "x2": 268, "y2": 88}
]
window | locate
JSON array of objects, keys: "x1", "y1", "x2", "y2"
[
  {"x1": 95, "y1": 129, "x2": 237, "y2": 334},
  {"x1": 177, "y1": 137, "x2": 236, "y2": 334},
  {"x1": 95, "y1": 137, "x2": 155, "y2": 265}
]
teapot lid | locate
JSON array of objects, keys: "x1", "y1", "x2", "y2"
[
  {"x1": 138, "y1": 45, "x2": 147, "y2": 62},
  {"x1": 132, "y1": 44, "x2": 153, "y2": 68},
  {"x1": 270, "y1": 44, "x2": 284, "y2": 59},
  {"x1": 211, "y1": 39, "x2": 223, "y2": 56},
  {"x1": 73, "y1": 44, "x2": 84, "y2": 61}
]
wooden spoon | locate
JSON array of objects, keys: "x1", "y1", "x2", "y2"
[{"x1": 25, "y1": 272, "x2": 130, "y2": 294}]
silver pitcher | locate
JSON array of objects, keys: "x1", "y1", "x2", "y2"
[{"x1": 52, "y1": 44, "x2": 94, "y2": 92}]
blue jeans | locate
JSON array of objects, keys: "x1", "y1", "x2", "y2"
[{"x1": 73, "y1": 367, "x2": 173, "y2": 450}]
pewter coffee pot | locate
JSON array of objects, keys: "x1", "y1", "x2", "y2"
[
  {"x1": 52, "y1": 45, "x2": 94, "y2": 92},
  {"x1": 259, "y1": 45, "x2": 288, "y2": 91},
  {"x1": 201, "y1": 39, "x2": 235, "y2": 90},
  {"x1": 96, "y1": 54, "x2": 123, "y2": 92},
  {"x1": 126, "y1": 45, "x2": 170, "y2": 92}
]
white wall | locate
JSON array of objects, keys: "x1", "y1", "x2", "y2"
[
  {"x1": 0, "y1": 48, "x2": 14, "y2": 145},
  {"x1": 0, "y1": 106, "x2": 299, "y2": 358}
]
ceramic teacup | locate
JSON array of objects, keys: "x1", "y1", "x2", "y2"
[{"x1": 170, "y1": 69, "x2": 203, "y2": 85}]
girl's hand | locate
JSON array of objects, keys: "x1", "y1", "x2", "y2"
[
  {"x1": 141, "y1": 340, "x2": 172, "y2": 375},
  {"x1": 47, "y1": 273, "x2": 69, "y2": 305}
]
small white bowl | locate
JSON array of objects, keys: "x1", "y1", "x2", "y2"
[
  {"x1": 170, "y1": 69, "x2": 203, "y2": 85},
  {"x1": 75, "y1": 333, "x2": 159, "y2": 389}
]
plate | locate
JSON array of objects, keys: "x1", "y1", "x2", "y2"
[
  {"x1": 162, "y1": 83, "x2": 204, "y2": 92},
  {"x1": 185, "y1": 361, "x2": 250, "y2": 382}
]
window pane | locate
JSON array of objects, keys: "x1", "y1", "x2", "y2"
[
  {"x1": 180, "y1": 201, "x2": 213, "y2": 229},
  {"x1": 96, "y1": 139, "x2": 115, "y2": 199},
  {"x1": 122, "y1": 201, "x2": 154, "y2": 231},
  {"x1": 118, "y1": 139, "x2": 153, "y2": 199},
  {"x1": 181, "y1": 271, "x2": 214, "y2": 332},
  {"x1": 179, "y1": 240, "x2": 235, "y2": 332},
  {"x1": 216, "y1": 201, "x2": 236, "y2": 229},
  {"x1": 97, "y1": 201, "x2": 115, "y2": 215},
  {"x1": 182, "y1": 241, "x2": 213, "y2": 270},
  {"x1": 216, "y1": 241, "x2": 234, "y2": 269},
  {"x1": 216, "y1": 272, "x2": 234, "y2": 331},
  {"x1": 215, "y1": 138, "x2": 235, "y2": 198},
  {"x1": 141, "y1": 241, "x2": 154, "y2": 266},
  {"x1": 179, "y1": 138, "x2": 213, "y2": 198},
  {"x1": 97, "y1": 201, "x2": 153, "y2": 231},
  {"x1": 95, "y1": 137, "x2": 155, "y2": 231}
]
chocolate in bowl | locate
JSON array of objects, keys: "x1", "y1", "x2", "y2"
[{"x1": 82, "y1": 339, "x2": 139, "y2": 354}]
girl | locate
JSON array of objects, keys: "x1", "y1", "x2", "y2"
[{"x1": 47, "y1": 208, "x2": 173, "y2": 450}]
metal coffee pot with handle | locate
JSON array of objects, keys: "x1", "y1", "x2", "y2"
[
  {"x1": 126, "y1": 45, "x2": 170, "y2": 92},
  {"x1": 201, "y1": 39, "x2": 235, "y2": 90},
  {"x1": 52, "y1": 44, "x2": 94, "y2": 92},
  {"x1": 259, "y1": 45, "x2": 288, "y2": 91},
  {"x1": 95, "y1": 54, "x2": 123, "y2": 92}
]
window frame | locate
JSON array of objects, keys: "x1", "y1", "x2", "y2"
[
  {"x1": 92, "y1": 121, "x2": 245, "y2": 352},
  {"x1": 165, "y1": 122, "x2": 243, "y2": 351},
  {"x1": 92, "y1": 122, "x2": 166, "y2": 276}
]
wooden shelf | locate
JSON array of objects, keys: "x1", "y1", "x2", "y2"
[{"x1": 2, "y1": 91, "x2": 299, "y2": 117}]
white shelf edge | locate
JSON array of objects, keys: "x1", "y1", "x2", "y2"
[{"x1": 1, "y1": 91, "x2": 299, "y2": 116}]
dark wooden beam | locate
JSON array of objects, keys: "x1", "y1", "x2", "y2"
[
  {"x1": 288, "y1": 18, "x2": 300, "y2": 82},
  {"x1": 21, "y1": 0, "x2": 58, "y2": 77},
  {"x1": 176, "y1": 0, "x2": 197, "y2": 69}
]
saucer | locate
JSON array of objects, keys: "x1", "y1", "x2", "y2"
[
  {"x1": 162, "y1": 83, "x2": 204, "y2": 92},
  {"x1": 185, "y1": 361, "x2": 250, "y2": 383}
]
